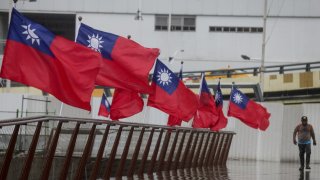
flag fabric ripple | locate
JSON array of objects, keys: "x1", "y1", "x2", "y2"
[
  {"x1": 227, "y1": 87, "x2": 270, "y2": 131},
  {"x1": 192, "y1": 74, "x2": 218, "y2": 128},
  {"x1": 147, "y1": 60, "x2": 198, "y2": 121},
  {"x1": 98, "y1": 89, "x2": 111, "y2": 117},
  {"x1": 210, "y1": 80, "x2": 228, "y2": 131},
  {"x1": 167, "y1": 63, "x2": 184, "y2": 126},
  {"x1": 110, "y1": 88, "x2": 144, "y2": 120},
  {"x1": 0, "y1": 8, "x2": 102, "y2": 111},
  {"x1": 76, "y1": 23, "x2": 159, "y2": 94}
]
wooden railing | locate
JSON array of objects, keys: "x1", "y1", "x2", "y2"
[{"x1": 0, "y1": 116, "x2": 235, "y2": 179}]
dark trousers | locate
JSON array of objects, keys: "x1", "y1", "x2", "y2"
[{"x1": 298, "y1": 144, "x2": 311, "y2": 167}]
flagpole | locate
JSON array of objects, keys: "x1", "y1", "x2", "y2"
[
  {"x1": 59, "y1": 103, "x2": 63, "y2": 116},
  {"x1": 229, "y1": 81, "x2": 235, "y2": 101},
  {"x1": 228, "y1": 81, "x2": 235, "y2": 131},
  {"x1": 5, "y1": 0, "x2": 17, "y2": 92},
  {"x1": 192, "y1": 72, "x2": 204, "y2": 128}
]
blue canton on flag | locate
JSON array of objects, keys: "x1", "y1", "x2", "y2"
[
  {"x1": 76, "y1": 23, "x2": 117, "y2": 60},
  {"x1": 215, "y1": 81, "x2": 223, "y2": 107},
  {"x1": 101, "y1": 92, "x2": 111, "y2": 112},
  {"x1": 9, "y1": 8, "x2": 54, "y2": 57},
  {"x1": 153, "y1": 60, "x2": 179, "y2": 95},
  {"x1": 200, "y1": 74, "x2": 211, "y2": 94},
  {"x1": 230, "y1": 88, "x2": 249, "y2": 109}
]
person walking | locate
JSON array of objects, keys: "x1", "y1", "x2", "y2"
[{"x1": 293, "y1": 116, "x2": 317, "y2": 170}]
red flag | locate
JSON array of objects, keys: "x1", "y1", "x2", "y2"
[
  {"x1": 76, "y1": 23, "x2": 159, "y2": 93},
  {"x1": 167, "y1": 62, "x2": 184, "y2": 126},
  {"x1": 110, "y1": 88, "x2": 144, "y2": 120},
  {"x1": 167, "y1": 115, "x2": 182, "y2": 126},
  {"x1": 147, "y1": 60, "x2": 198, "y2": 121},
  {"x1": 193, "y1": 109, "x2": 215, "y2": 128},
  {"x1": 0, "y1": 9, "x2": 101, "y2": 111},
  {"x1": 211, "y1": 80, "x2": 228, "y2": 131},
  {"x1": 98, "y1": 89, "x2": 111, "y2": 117},
  {"x1": 227, "y1": 87, "x2": 271, "y2": 130},
  {"x1": 192, "y1": 74, "x2": 218, "y2": 128},
  {"x1": 255, "y1": 104, "x2": 270, "y2": 131}
]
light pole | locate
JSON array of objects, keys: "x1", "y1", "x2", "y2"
[
  {"x1": 5, "y1": 0, "x2": 17, "y2": 92},
  {"x1": 134, "y1": 0, "x2": 143, "y2": 20},
  {"x1": 241, "y1": 0, "x2": 267, "y2": 98},
  {"x1": 260, "y1": 0, "x2": 267, "y2": 97}
]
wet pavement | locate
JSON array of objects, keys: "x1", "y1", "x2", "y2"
[{"x1": 116, "y1": 160, "x2": 320, "y2": 180}]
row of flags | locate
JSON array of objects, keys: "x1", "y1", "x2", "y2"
[
  {"x1": 193, "y1": 74, "x2": 227, "y2": 130},
  {"x1": 0, "y1": 8, "x2": 270, "y2": 131},
  {"x1": 98, "y1": 60, "x2": 270, "y2": 131}
]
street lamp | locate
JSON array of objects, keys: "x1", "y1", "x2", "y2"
[
  {"x1": 134, "y1": 9, "x2": 143, "y2": 21},
  {"x1": 241, "y1": 54, "x2": 264, "y2": 99},
  {"x1": 241, "y1": 54, "x2": 251, "y2": 61},
  {"x1": 168, "y1": 49, "x2": 184, "y2": 64},
  {"x1": 134, "y1": 0, "x2": 143, "y2": 21},
  {"x1": 241, "y1": 55, "x2": 261, "y2": 61}
]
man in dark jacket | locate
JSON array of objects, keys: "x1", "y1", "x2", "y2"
[{"x1": 293, "y1": 116, "x2": 317, "y2": 170}]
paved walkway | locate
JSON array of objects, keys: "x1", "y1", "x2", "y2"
[{"x1": 120, "y1": 160, "x2": 320, "y2": 179}]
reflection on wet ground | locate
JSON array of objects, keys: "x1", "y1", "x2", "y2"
[{"x1": 115, "y1": 160, "x2": 320, "y2": 180}]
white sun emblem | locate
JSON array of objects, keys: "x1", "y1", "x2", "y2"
[
  {"x1": 233, "y1": 92, "x2": 243, "y2": 104},
  {"x1": 22, "y1": 24, "x2": 40, "y2": 45},
  {"x1": 87, "y1": 34, "x2": 104, "y2": 52},
  {"x1": 157, "y1": 68, "x2": 172, "y2": 86},
  {"x1": 215, "y1": 93, "x2": 220, "y2": 102},
  {"x1": 104, "y1": 100, "x2": 110, "y2": 107}
]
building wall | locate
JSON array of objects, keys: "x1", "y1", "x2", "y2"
[
  {"x1": 1, "y1": 0, "x2": 320, "y2": 16},
  {"x1": 0, "y1": 1, "x2": 320, "y2": 72},
  {"x1": 74, "y1": 12, "x2": 320, "y2": 72}
]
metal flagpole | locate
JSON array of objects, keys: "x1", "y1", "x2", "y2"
[
  {"x1": 5, "y1": 0, "x2": 17, "y2": 92},
  {"x1": 260, "y1": 0, "x2": 268, "y2": 97}
]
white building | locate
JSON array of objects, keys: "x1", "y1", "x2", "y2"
[{"x1": 1, "y1": 0, "x2": 320, "y2": 72}]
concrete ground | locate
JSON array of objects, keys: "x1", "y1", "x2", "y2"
[{"x1": 122, "y1": 160, "x2": 320, "y2": 179}]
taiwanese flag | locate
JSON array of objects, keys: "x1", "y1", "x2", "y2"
[
  {"x1": 211, "y1": 80, "x2": 228, "y2": 131},
  {"x1": 0, "y1": 8, "x2": 102, "y2": 111},
  {"x1": 167, "y1": 62, "x2": 183, "y2": 126},
  {"x1": 192, "y1": 74, "x2": 218, "y2": 128},
  {"x1": 110, "y1": 88, "x2": 144, "y2": 120},
  {"x1": 98, "y1": 89, "x2": 111, "y2": 117},
  {"x1": 167, "y1": 115, "x2": 182, "y2": 126},
  {"x1": 227, "y1": 87, "x2": 271, "y2": 131},
  {"x1": 76, "y1": 23, "x2": 159, "y2": 94},
  {"x1": 147, "y1": 60, "x2": 198, "y2": 121}
]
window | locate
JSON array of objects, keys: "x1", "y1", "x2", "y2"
[
  {"x1": 155, "y1": 15, "x2": 169, "y2": 31},
  {"x1": 171, "y1": 16, "x2": 182, "y2": 31},
  {"x1": 209, "y1": 26, "x2": 263, "y2": 33},
  {"x1": 223, "y1": 27, "x2": 230, "y2": 32},
  {"x1": 251, "y1": 27, "x2": 258, "y2": 33},
  {"x1": 0, "y1": 12, "x2": 8, "y2": 55},
  {"x1": 183, "y1": 17, "x2": 196, "y2": 31},
  {"x1": 155, "y1": 15, "x2": 196, "y2": 32},
  {"x1": 171, "y1": 16, "x2": 196, "y2": 31},
  {"x1": 230, "y1": 27, "x2": 236, "y2": 32}
]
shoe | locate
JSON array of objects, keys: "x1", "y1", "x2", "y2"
[
  {"x1": 306, "y1": 165, "x2": 311, "y2": 169},
  {"x1": 299, "y1": 166, "x2": 304, "y2": 171}
]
